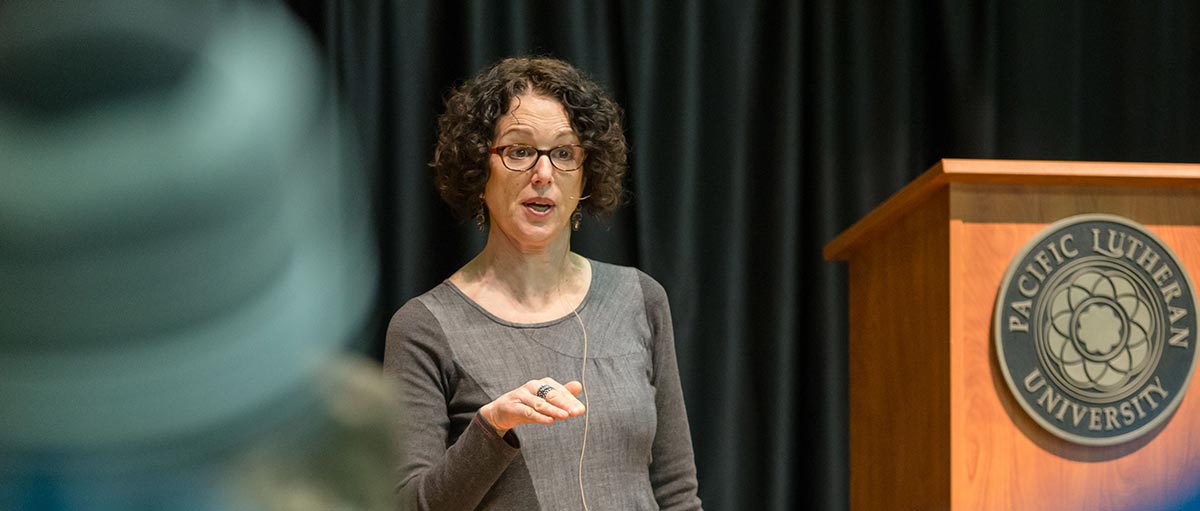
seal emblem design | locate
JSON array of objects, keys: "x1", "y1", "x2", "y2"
[{"x1": 995, "y1": 214, "x2": 1198, "y2": 445}]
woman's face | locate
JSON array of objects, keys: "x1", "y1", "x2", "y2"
[{"x1": 483, "y1": 93, "x2": 585, "y2": 252}]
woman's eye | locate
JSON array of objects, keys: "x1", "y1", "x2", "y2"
[
  {"x1": 551, "y1": 147, "x2": 572, "y2": 160},
  {"x1": 508, "y1": 147, "x2": 534, "y2": 159}
]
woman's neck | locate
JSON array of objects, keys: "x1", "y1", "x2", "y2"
[{"x1": 453, "y1": 227, "x2": 588, "y2": 317}]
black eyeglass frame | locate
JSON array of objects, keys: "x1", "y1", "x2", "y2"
[{"x1": 489, "y1": 144, "x2": 587, "y2": 172}]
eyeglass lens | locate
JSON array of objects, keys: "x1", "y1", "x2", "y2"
[{"x1": 502, "y1": 145, "x2": 584, "y2": 171}]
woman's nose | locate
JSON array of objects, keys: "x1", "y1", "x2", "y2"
[{"x1": 529, "y1": 154, "x2": 554, "y2": 185}]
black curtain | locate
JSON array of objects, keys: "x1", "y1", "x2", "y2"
[{"x1": 285, "y1": 1, "x2": 1200, "y2": 509}]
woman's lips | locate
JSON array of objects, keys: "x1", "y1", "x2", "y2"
[
  {"x1": 523, "y1": 203, "x2": 554, "y2": 216},
  {"x1": 521, "y1": 198, "x2": 556, "y2": 217}
]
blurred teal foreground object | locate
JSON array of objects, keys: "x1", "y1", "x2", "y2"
[{"x1": 0, "y1": 0, "x2": 376, "y2": 460}]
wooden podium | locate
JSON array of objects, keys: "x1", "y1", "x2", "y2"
[{"x1": 824, "y1": 159, "x2": 1200, "y2": 509}]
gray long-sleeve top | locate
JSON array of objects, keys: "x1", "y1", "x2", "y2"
[{"x1": 384, "y1": 260, "x2": 702, "y2": 510}]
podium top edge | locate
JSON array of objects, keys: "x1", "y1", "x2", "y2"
[
  {"x1": 938, "y1": 158, "x2": 1200, "y2": 181},
  {"x1": 823, "y1": 158, "x2": 1200, "y2": 261}
]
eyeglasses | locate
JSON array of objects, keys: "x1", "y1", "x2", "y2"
[{"x1": 490, "y1": 144, "x2": 587, "y2": 172}]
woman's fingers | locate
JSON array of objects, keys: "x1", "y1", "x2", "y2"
[
  {"x1": 488, "y1": 391, "x2": 554, "y2": 430},
  {"x1": 526, "y1": 378, "x2": 586, "y2": 418},
  {"x1": 520, "y1": 398, "x2": 559, "y2": 424},
  {"x1": 482, "y1": 377, "x2": 587, "y2": 434},
  {"x1": 563, "y1": 380, "x2": 583, "y2": 397},
  {"x1": 522, "y1": 387, "x2": 568, "y2": 421}
]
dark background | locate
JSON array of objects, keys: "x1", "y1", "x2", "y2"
[{"x1": 283, "y1": 1, "x2": 1199, "y2": 508}]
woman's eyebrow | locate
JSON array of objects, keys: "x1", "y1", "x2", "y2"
[
  {"x1": 552, "y1": 129, "x2": 578, "y2": 140},
  {"x1": 496, "y1": 125, "x2": 534, "y2": 138},
  {"x1": 496, "y1": 126, "x2": 578, "y2": 143}
]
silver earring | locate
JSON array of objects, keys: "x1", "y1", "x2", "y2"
[
  {"x1": 571, "y1": 209, "x2": 582, "y2": 231},
  {"x1": 475, "y1": 202, "x2": 486, "y2": 232}
]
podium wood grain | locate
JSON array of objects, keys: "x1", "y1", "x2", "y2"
[
  {"x1": 848, "y1": 187, "x2": 951, "y2": 509},
  {"x1": 829, "y1": 160, "x2": 1200, "y2": 510},
  {"x1": 951, "y1": 185, "x2": 1200, "y2": 510}
]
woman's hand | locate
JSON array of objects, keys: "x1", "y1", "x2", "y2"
[{"x1": 479, "y1": 378, "x2": 586, "y2": 437}]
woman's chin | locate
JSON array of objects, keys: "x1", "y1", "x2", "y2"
[{"x1": 497, "y1": 222, "x2": 567, "y2": 250}]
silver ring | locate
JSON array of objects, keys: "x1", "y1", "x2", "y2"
[{"x1": 536, "y1": 384, "x2": 555, "y2": 399}]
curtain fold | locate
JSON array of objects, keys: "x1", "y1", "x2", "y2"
[{"x1": 287, "y1": 1, "x2": 1200, "y2": 508}]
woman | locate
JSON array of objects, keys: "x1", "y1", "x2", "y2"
[{"x1": 385, "y1": 57, "x2": 701, "y2": 510}]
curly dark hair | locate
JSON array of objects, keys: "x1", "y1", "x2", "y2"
[{"x1": 432, "y1": 57, "x2": 628, "y2": 221}]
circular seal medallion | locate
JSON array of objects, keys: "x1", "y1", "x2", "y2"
[{"x1": 994, "y1": 214, "x2": 1199, "y2": 445}]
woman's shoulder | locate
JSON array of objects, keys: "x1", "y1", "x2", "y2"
[
  {"x1": 385, "y1": 282, "x2": 459, "y2": 336},
  {"x1": 585, "y1": 258, "x2": 669, "y2": 306}
]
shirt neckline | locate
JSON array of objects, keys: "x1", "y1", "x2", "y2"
[{"x1": 441, "y1": 258, "x2": 597, "y2": 328}]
